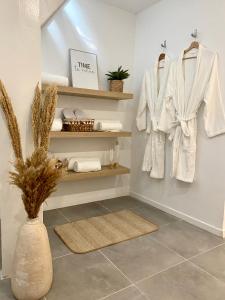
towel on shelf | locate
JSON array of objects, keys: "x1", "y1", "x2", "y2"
[
  {"x1": 42, "y1": 73, "x2": 69, "y2": 86},
  {"x1": 97, "y1": 120, "x2": 123, "y2": 131},
  {"x1": 62, "y1": 108, "x2": 76, "y2": 121},
  {"x1": 51, "y1": 118, "x2": 63, "y2": 131},
  {"x1": 74, "y1": 109, "x2": 89, "y2": 120},
  {"x1": 74, "y1": 160, "x2": 101, "y2": 173},
  {"x1": 68, "y1": 157, "x2": 78, "y2": 170},
  {"x1": 62, "y1": 108, "x2": 91, "y2": 121},
  {"x1": 67, "y1": 157, "x2": 101, "y2": 172}
]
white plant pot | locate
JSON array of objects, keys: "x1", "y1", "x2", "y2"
[{"x1": 11, "y1": 218, "x2": 53, "y2": 300}]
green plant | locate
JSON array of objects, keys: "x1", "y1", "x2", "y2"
[{"x1": 106, "y1": 66, "x2": 130, "y2": 81}]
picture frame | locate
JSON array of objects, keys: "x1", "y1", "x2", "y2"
[{"x1": 69, "y1": 49, "x2": 99, "y2": 90}]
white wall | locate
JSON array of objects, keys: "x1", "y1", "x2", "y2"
[
  {"x1": 0, "y1": 0, "x2": 41, "y2": 277},
  {"x1": 131, "y1": 0, "x2": 225, "y2": 236},
  {"x1": 40, "y1": 0, "x2": 66, "y2": 26},
  {"x1": 41, "y1": 0, "x2": 135, "y2": 210}
]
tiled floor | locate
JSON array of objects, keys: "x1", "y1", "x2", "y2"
[{"x1": 1, "y1": 196, "x2": 225, "y2": 299}]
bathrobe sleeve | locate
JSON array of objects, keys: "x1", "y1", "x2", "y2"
[
  {"x1": 204, "y1": 54, "x2": 225, "y2": 137},
  {"x1": 136, "y1": 72, "x2": 151, "y2": 132},
  {"x1": 159, "y1": 65, "x2": 176, "y2": 133}
]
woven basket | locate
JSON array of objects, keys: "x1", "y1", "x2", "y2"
[
  {"x1": 63, "y1": 119, "x2": 94, "y2": 132},
  {"x1": 109, "y1": 80, "x2": 123, "y2": 92}
]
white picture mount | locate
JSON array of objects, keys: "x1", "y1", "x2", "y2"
[{"x1": 70, "y1": 49, "x2": 99, "y2": 90}]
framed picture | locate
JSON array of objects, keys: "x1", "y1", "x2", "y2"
[{"x1": 69, "y1": 49, "x2": 99, "y2": 90}]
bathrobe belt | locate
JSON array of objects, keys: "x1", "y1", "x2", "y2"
[
  {"x1": 151, "y1": 118, "x2": 158, "y2": 132},
  {"x1": 169, "y1": 113, "x2": 196, "y2": 141},
  {"x1": 146, "y1": 117, "x2": 159, "y2": 134},
  {"x1": 169, "y1": 113, "x2": 196, "y2": 177}
]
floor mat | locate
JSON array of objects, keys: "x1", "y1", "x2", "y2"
[{"x1": 54, "y1": 209, "x2": 158, "y2": 253}]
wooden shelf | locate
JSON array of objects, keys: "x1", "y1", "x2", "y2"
[
  {"x1": 50, "y1": 131, "x2": 132, "y2": 139},
  {"x1": 61, "y1": 165, "x2": 130, "y2": 182},
  {"x1": 42, "y1": 84, "x2": 133, "y2": 100}
]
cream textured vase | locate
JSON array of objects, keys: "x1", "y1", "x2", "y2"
[{"x1": 11, "y1": 218, "x2": 53, "y2": 300}]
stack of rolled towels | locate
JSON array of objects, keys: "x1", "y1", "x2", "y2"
[
  {"x1": 94, "y1": 120, "x2": 123, "y2": 132},
  {"x1": 62, "y1": 108, "x2": 89, "y2": 121},
  {"x1": 51, "y1": 108, "x2": 90, "y2": 132},
  {"x1": 42, "y1": 72, "x2": 69, "y2": 87},
  {"x1": 67, "y1": 157, "x2": 101, "y2": 173},
  {"x1": 62, "y1": 109, "x2": 123, "y2": 132},
  {"x1": 51, "y1": 108, "x2": 123, "y2": 132}
]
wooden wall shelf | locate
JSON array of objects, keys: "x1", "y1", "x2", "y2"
[
  {"x1": 61, "y1": 165, "x2": 130, "y2": 182},
  {"x1": 50, "y1": 131, "x2": 132, "y2": 139},
  {"x1": 42, "y1": 84, "x2": 133, "y2": 100}
]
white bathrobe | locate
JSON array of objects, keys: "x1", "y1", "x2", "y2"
[
  {"x1": 136, "y1": 55, "x2": 171, "y2": 178},
  {"x1": 159, "y1": 45, "x2": 225, "y2": 182}
]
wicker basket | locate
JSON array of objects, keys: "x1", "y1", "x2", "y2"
[
  {"x1": 109, "y1": 80, "x2": 123, "y2": 92},
  {"x1": 63, "y1": 119, "x2": 94, "y2": 132}
]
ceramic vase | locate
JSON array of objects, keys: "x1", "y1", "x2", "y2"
[{"x1": 11, "y1": 218, "x2": 53, "y2": 300}]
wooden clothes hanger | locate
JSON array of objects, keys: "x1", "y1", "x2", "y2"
[
  {"x1": 158, "y1": 53, "x2": 165, "y2": 69},
  {"x1": 158, "y1": 53, "x2": 165, "y2": 62},
  {"x1": 158, "y1": 40, "x2": 167, "y2": 69},
  {"x1": 183, "y1": 30, "x2": 199, "y2": 60}
]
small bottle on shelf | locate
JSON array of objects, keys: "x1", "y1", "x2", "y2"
[{"x1": 109, "y1": 141, "x2": 120, "y2": 169}]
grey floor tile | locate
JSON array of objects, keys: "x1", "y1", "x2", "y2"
[
  {"x1": 60, "y1": 202, "x2": 108, "y2": 222},
  {"x1": 191, "y1": 244, "x2": 225, "y2": 283},
  {"x1": 0, "y1": 279, "x2": 15, "y2": 299},
  {"x1": 131, "y1": 203, "x2": 179, "y2": 226},
  {"x1": 151, "y1": 220, "x2": 223, "y2": 258},
  {"x1": 102, "y1": 234, "x2": 184, "y2": 282},
  {"x1": 98, "y1": 196, "x2": 141, "y2": 212},
  {"x1": 47, "y1": 251, "x2": 130, "y2": 300},
  {"x1": 137, "y1": 261, "x2": 225, "y2": 300},
  {"x1": 104, "y1": 286, "x2": 146, "y2": 300},
  {"x1": 47, "y1": 227, "x2": 71, "y2": 259},
  {"x1": 43, "y1": 209, "x2": 67, "y2": 227}
]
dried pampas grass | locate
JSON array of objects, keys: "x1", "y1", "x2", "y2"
[
  {"x1": 32, "y1": 84, "x2": 41, "y2": 149},
  {"x1": 10, "y1": 148, "x2": 63, "y2": 219},
  {"x1": 32, "y1": 84, "x2": 57, "y2": 151},
  {"x1": 0, "y1": 81, "x2": 63, "y2": 219},
  {"x1": 0, "y1": 80, "x2": 23, "y2": 160}
]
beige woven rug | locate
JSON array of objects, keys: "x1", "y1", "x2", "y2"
[{"x1": 54, "y1": 210, "x2": 158, "y2": 253}]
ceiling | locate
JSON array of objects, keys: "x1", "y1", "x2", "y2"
[{"x1": 101, "y1": 0, "x2": 159, "y2": 14}]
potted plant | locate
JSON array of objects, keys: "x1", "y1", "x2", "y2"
[
  {"x1": 106, "y1": 66, "x2": 130, "y2": 92},
  {"x1": 0, "y1": 81, "x2": 64, "y2": 300}
]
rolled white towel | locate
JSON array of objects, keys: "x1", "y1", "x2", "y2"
[
  {"x1": 67, "y1": 157, "x2": 101, "y2": 171},
  {"x1": 94, "y1": 120, "x2": 101, "y2": 130},
  {"x1": 42, "y1": 72, "x2": 69, "y2": 86},
  {"x1": 68, "y1": 157, "x2": 78, "y2": 171},
  {"x1": 74, "y1": 109, "x2": 88, "y2": 120},
  {"x1": 98, "y1": 121, "x2": 123, "y2": 131},
  {"x1": 51, "y1": 118, "x2": 63, "y2": 131},
  {"x1": 74, "y1": 160, "x2": 101, "y2": 172},
  {"x1": 62, "y1": 108, "x2": 76, "y2": 121}
]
